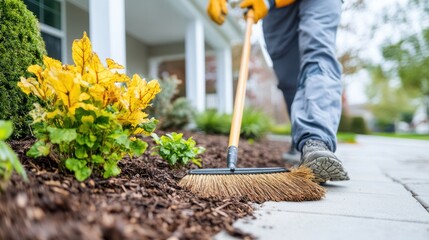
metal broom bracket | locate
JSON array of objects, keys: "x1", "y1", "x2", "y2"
[{"x1": 227, "y1": 146, "x2": 238, "y2": 171}]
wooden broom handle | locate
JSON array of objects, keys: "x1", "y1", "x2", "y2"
[{"x1": 228, "y1": 10, "x2": 254, "y2": 147}]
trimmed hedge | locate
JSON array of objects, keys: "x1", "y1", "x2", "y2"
[
  {"x1": 338, "y1": 113, "x2": 351, "y2": 133},
  {"x1": 0, "y1": 0, "x2": 46, "y2": 139},
  {"x1": 350, "y1": 116, "x2": 369, "y2": 134}
]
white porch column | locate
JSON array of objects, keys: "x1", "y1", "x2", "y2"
[
  {"x1": 185, "y1": 20, "x2": 205, "y2": 112},
  {"x1": 216, "y1": 47, "x2": 233, "y2": 114},
  {"x1": 89, "y1": 0, "x2": 126, "y2": 70}
]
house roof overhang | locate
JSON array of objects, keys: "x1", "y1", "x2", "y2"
[{"x1": 66, "y1": 0, "x2": 243, "y2": 49}]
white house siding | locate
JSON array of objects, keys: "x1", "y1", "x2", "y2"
[
  {"x1": 126, "y1": 34, "x2": 148, "y2": 77},
  {"x1": 148, "y1": 42, "x2": 185, "y2": 58},
  {"x1": 89, "y1": 0, "x2": 126, "y2": 71},
  {"x1": 67, "y1": 2, "x2": 147, "y2": 77},
  {"x1": 65, "y1": 1, "x2": 89, "y2": 65}
]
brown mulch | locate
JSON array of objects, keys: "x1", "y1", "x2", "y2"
[{"x1": 0, "y1": 131, "x2": 291, "y2": 240}]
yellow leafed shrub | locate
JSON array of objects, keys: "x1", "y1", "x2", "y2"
[{"x1": 18, "y1": 32, "x2": 161, "y2": 181}]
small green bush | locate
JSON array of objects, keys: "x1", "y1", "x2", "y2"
[
  {"x1": 350, "y1": 116, "x2": 369, "y2": 134},
  {"x1": 400, "y1": 112, "x2": 414, "y2": 124},
  {"x1": 338, "y1": 113, "x2": 351, "y2": 133},
  {"x1": 196, "y1": 108, "x2": 271, "y2": 139},
  {"x1": 241, "y1": 108, "x2": 271, "y2": 139},
  {"x1": 147, "y1": 76, "x2": 195, "y2": 130},
  {"x1": 0, "y1": 0, "x2": 46, "y2": 139},
  {"x1": 195, "y1": 109, "x2": 231, "y2": 135},
  {"x1": 0, "y1": 121, "x2": 27, "y2": 190},
  {"x1": 163, "y1": 98, "x2": 195, "y2": 129},
  {"x1": 151, "y1": 132, "x2": 205, "y2": 168},
  {"x1": 374, "y1": 119, "x2": 395, "y2": 133}
]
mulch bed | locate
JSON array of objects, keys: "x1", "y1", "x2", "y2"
[{"x1": 0, "y1": 131, "x2": 291, "y2": 240}]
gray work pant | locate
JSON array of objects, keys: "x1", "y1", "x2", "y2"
[{"x1": 263, "y1": 0, "x2": 343, "y2": 152}]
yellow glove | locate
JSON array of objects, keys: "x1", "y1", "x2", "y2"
[
  {"x1": 274, "y1": 0, "x2": 296, "y2": 8},
  {"x1": 207, "y1": 0, "x2": 228, "y2": 25},
  {"x1": 240, "y1": 0, "x2": 296, "y2": 23}
]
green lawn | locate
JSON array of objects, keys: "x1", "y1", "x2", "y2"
[
  {"x1": 269, "y1": 123, "x2": 429, "y2": 142},
  {"x1": 269, "y1": 124, "x2": 358, "y2": 143},
  {"x1": 337, "y1": 133, "x2": 357, "y2": 143},
  {"x1": 372, "y1": 133, "x2": 429, "y2": 141},
  {"x1": 269, "y1": 124, "x2": 291, "y2": 135}
]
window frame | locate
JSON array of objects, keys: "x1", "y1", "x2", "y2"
[{"x1": 27, "y1": 0, "x2": 67, "y2": 62}]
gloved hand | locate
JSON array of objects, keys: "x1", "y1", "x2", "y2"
[
  {"x1": 207, "y1": 0, "x2": 296, "y2": 25},
  {"x1": 207, "y1": 0, "x2": 228, "y2": 25},
  {"x1": 239, "y1": 0, "x2": 269, "y2": 23},
  {"x1": 240, "y1": 0, "x2": 296, "y2": 23}
]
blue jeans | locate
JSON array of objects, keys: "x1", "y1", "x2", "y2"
[{"x1": 263, "y1": 0, "x2": 343, "y2": 152}]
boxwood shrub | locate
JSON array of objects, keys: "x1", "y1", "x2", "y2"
[{"x1": 0, "y1": 0, "x2": 46, "y2": 139}]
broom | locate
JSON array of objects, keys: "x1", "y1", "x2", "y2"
[{"x1": 179, "y1": 10, "x2": 325, "y2": 202}]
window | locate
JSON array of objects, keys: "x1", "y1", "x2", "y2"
[
  {"x1": 41, "y1": 32, "x2": 62, "y2": 60},
  {"x1": 25, "y1": 0, "x2": 61, "y2": 29},
  {"x1": 24, "y1": 0, "x2": 65, "y2": 61}
]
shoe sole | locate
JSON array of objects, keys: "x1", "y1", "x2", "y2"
[{"x1": 302, "y1": 156, "x2": 350, "y2": 183}]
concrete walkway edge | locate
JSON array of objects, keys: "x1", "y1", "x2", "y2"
[{"x1": 214, "y1": 135, "x2": 429, "y2": 240}]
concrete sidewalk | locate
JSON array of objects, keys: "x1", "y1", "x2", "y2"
[{"x1": 215, "y1": 135, "x2": 429, "y2": 240}]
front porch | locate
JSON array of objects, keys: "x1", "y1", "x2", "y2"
[{"x1": 30, "y1": 0, "x2": 243, "y2": 114}]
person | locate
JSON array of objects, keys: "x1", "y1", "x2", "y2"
[{"x1": 207, "y1": 0, "x2": 349, "y2": 183}]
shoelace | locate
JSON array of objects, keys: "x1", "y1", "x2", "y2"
[{"x1": 304, "y1": 139, "x2": 328, "y2": 151}]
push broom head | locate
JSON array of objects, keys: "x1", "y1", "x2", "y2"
[{"x1": 179, "y1": 147, "x2": 325, "y2": 203}]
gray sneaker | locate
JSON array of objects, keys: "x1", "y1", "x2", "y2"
[{"x1": 300, "y1": 139, "x2": 350, "y2": 183}]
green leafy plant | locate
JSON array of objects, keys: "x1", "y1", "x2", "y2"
[
  {"x1": 338, "y1": 113, "x2": 351, "y2": 133},
  {"x1": 164, "y1": 98, "x2": 196, "y2": 129},
  {"x1": 0, "y1": 121, "x2": 27, "y2": 189},
  {"x1": 0, "y1": 0, "x2": 46, "y2": 139},
  {"x1": 151, "y1": 132, "x2": 205, "y2": 168},
  {"x1": 373, "y1": 119, "x2": 395, "y2": 133},
  {"x1": 196, "y1": 108, "x2": 271, "y2": 139},
  {"x1": 148, "y1": 76, "x2": 195, "y2": 130},
  {"x1": 241, "y1": 108, "x2": 272, "y2": 139},
  {"x1": 350, "y1": 116, "x2": 369, "y2": 134},
  {"x1": 195, "y1": 109, "x2": 231, "y2": 135},
  {"x1": 18, "y1": 33, "x2": 161, "y2": 181}
]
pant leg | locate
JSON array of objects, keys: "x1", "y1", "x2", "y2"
[
  {"x1": 275, "y1": 40, "x2": 300, "y2": 119},
  {"x1": 262, "y1": 3, "x2": 300, "y2": 124},
  {"x1": 292, "y1": 0, "x2": 343, "y2": 152}
]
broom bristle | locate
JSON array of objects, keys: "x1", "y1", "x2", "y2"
[{"x1": 178, "y1": 166, "x2": 325, "y2": 202}]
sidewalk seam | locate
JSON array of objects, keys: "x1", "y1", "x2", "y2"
[
  {"x1": 258, "y1": 209, "x2": 429, "y2": 224},
  {"x1": 383, "y1": 172, "x2": 429, "y2": 213}
]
